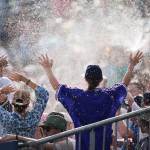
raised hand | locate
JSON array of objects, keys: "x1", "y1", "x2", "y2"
[
  {"x1": 1, "y1": 84, "x2": 16, "y2": 95},
  {"x1": 0, "y1": 55, "x2": 8, "y2": 68},
  {"x1": 8, "y1": 72, "x2": 24, "y2": 82},
  {"x1": 129, "y1": 50, "x2": 143, "y2": 66},
  {"x1": 38, "y1": 54, "x2": 53, "y2": 70}
]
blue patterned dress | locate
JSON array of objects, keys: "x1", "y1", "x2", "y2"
[{"x1": 0, "y1": 86, "x2": 49, "y2": 138}]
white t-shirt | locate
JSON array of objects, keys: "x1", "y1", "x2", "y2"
[
  {"x1": 55, "y1": 138, "x2": 75, "y2": 150},
  {"x1": 132, "y1": 102, "x2": 148, "y2": 140}
]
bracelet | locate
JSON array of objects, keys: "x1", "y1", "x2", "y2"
[
  {"x1": 16, "y1": 135, "x2": 18, "y2": 140},
  {"x1": 26, "y1": 79, "x2": 31, "y2": 85}
]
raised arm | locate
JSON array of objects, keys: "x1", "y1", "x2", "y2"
[
  {"x1": 38, "y1": 54, "x2": 59, "y2": 90},
  {"x1": 8, "y1": 72, "x2": 38, "y2": 90},
  {"x1": 122, "y1": 50, "x2": 143, "y2": 87},
  {"x1": 116, "y1": 107, "x2": 134, "y2": 139},
  {"x1": 126, "y1": 92, "x2": 135, "y2": 109}
]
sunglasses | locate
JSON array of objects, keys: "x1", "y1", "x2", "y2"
[{"x1": 42, "y1": 126, "x2": 57, "y2": 132}]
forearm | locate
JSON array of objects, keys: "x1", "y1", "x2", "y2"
[
  {"x1": 122, "y1": 64, "x2": 134, "y2": 87},
  {"x1": 18, "y1": 136, "x2": 53, "y2": 150},
  {"x1": 45, "y1": 68, "x2": 59, "y2": 90},
  {"x1": 126, "y1": 92, "x2": 134, "y2": 108},
  {"x1": 116, "y1": 113, "x2": 134, "y2": 139},
  {"x1": 117, "y1": 120, "x2": 128, "y2": 138},
  {"x1": 18, "y1": 135, "x2": 37, "y2": 143},
  {"x1": 21, "y1": 76, "x2": 38, "y2": 90}
]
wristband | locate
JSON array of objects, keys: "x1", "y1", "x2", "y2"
[
  {"x1": 16, "y1": 135, "x2": 18, "y2": 140},
  {"x1": 26, "y1": 79, "x2": 31, "y2": 85}
]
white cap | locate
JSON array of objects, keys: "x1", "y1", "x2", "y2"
[{"x1": 60, "y1": 112, "x2": 72, "y2": 122}]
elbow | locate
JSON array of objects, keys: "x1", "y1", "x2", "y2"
[
  {"x1": 120, "y1": 132, "x2": 134, "y2": 139},
  {"x1": 53, "y1": 83, "x2": 59, "y2": 90},
  {"x1": 53, "y1": 86, "x2": 58, "y2": 90},
  {"x1": 120, "y1": 133, "x2": 126, "y2": 139}
]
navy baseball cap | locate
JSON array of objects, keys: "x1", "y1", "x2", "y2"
[
  {"x1": 143, "y1": 92, "x2": 150, "y2": 105},
  {"x1": 134, "y1": 95, "x2": 143, "y2": 107},
  {"x1": 85, "y1": 65, "x2": 103, "y2": 80}
]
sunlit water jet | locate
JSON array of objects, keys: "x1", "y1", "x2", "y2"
[{"x1": 1, "y1": 0, "x2": 150, "y2": 111}]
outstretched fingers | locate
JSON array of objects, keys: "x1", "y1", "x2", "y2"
[
  {"x1": 134, "y1": 50, "x2": 140, "y2": 57},
  {"x1": 136, "y1": 51, "x2": 143, "y2": 62},
  {"x1": 7, "y1": 84, "x2": 17, "y2": 92},
  {"x1": 136, "y1": 51, "x2": 143, "y2": 57},
  {"x1": 8, "y1": 72, "x2": 18, "y2": 81},
  {"x1": 41, "y1": 54, "x2": 47, "y2": 61},
  {"x1": 38, "y1": 56, "x2": 43, "y2": 62}
]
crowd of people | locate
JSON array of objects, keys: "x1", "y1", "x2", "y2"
[
  {"x1": 0, "y1": 49, "x2": 149, "y2": 150},
  {"x1": 0, "y1": 1, "x2": 150, "y2": 150}
]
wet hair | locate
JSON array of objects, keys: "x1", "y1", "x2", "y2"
[
  {"x1": 86, "y1": 78, "x2": 101, "y2": 92},
  {"x1": 14, "y1": 99, "x2": 28, "y2": 113}
]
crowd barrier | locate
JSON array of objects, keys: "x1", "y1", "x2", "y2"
[{"x1": 2, "y1": 107, "x2": 150, "y2": 150}]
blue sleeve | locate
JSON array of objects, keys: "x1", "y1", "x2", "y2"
[
  {"x1": 104, "y1": 83, "x2": 127, "y2": 111},
  {"x1": 30, "y1": 86, "x2": 49, "y2": 121},
  {"x1": 55, "y1": 84, "x2": 83, "y2": 112},
  {"x1": 0, "y1": 106, "x2": 13, "y2": 127}
]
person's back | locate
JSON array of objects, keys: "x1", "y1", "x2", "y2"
[
  {"x1": 38, "y1": 51, "x2": 143, "y2": 150},
  {"x1": 56, "y1": 82, "x2": 126, "y2": 150}
]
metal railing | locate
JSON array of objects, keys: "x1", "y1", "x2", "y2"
[{"x1": 18, "y1": 107, "x2": 150, "y2": 150}]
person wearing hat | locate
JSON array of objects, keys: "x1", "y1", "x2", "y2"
[
  {"x1": 133, "y1": 95, "x2": 144, "y2": 108},
  {"x1": 0, "y1": 112, "x2": 74, "y2": 150},
  {"x1": 0, "y1": 71, "x2": 49, "y2": 138},
  {"x1": 143, "y1": 92, "x2": 150, "y2": 106},
  {"x1": 38, "y1": 51, "x2": 143, "y2": 150}
]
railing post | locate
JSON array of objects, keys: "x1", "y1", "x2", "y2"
[
  {"x1": 90, "y1": 129, "x2": 95, "y2": 150},
  {"x1": 53, "y1": 141, "x2": 56, "y2": 150},
  {"x1": 126, "y1": 119, "x2": 129, "y2": 150},
  {"x1": 39, "y1": 144, "x2": 44, "y2": 150},
  {"x1": 115, "y1": 122, "x2": 117, "y2": 150},
  {"x1": 136, "y1": 116, "x2": 140, "y2": 150},
  {"x1": 102, "y1": 126, "x2": 106, "y2": 150},
  {"x1": 66, "y1": 137, "x2": 68, "y2": 150},
  {"x1": 149, "y1": 119, "x2": 150, "y2": 150},
  {"x1": 78, "y1": 133, "x2": 81, "y2": 150}
]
